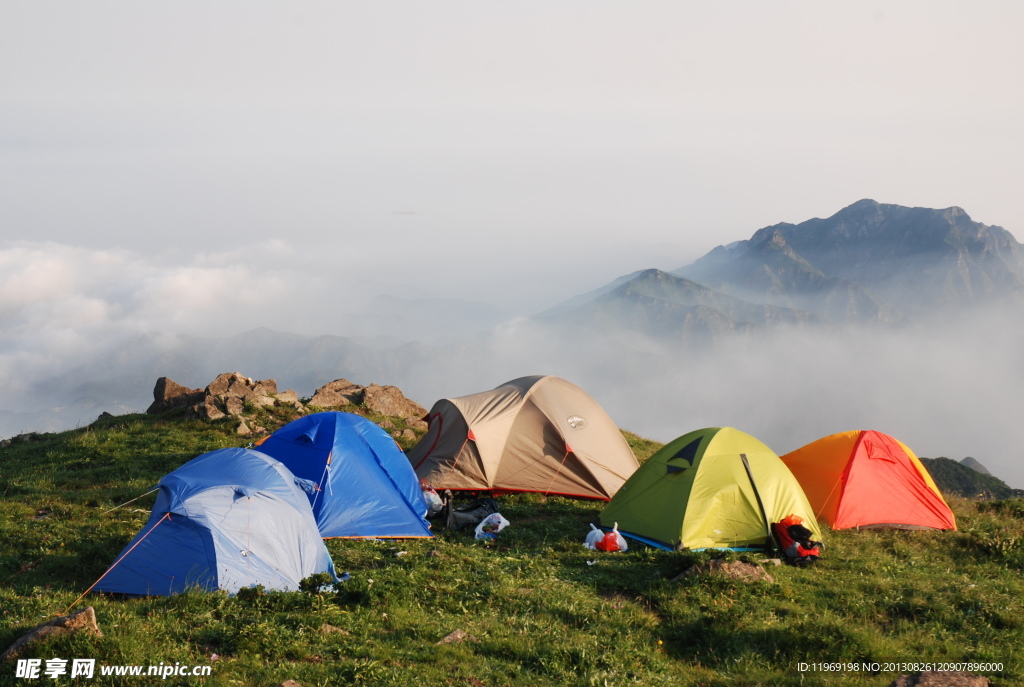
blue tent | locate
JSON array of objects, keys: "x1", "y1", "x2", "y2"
[
  {"x1": 93, "y1": 447, "x2": 337, "y2": 596},
  {"x1": 256, "y1": 412, "x2": 433, "y2": 539}
]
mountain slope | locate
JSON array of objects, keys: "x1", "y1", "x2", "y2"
[
  {"x1": 921, "y1": 456, "x2": 1023, "y2": 499},
  {"x1": 675, "y1": 199, "x2": 1024, "y2": 321},
  {"x1": 537, "y1": 269, "x2": 819, "y2": 341},
  {"x1": 2, "y1": 416, "x2": 1023, "y2": 686},
  {"x1": 676, "y1": 225, "x2": 904, "y2": 324},
  {"x1": 961, "y1": 456, "x2": 993, "y2": 476}
]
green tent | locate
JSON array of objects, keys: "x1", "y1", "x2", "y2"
[{"x1": 600, "y1": 427, "x2": 819, "y2": 551}]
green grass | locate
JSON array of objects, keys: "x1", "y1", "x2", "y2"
[{"x1": 1, "y1": 411, "x2": 1022, "y2": 686}]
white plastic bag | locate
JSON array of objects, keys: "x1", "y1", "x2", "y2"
[
  {"x1": 474, "y1": 512, "x2": 510, "y2": 540},
  {"x1": 423, "y1": 487, "x2": 444, "y2": 517},
  {"x1": 588, "y1": 522, "x2": 628, "y2": 552},
  {"x1": 584, "y1": 523, "x2": 605, "y2": 550}
]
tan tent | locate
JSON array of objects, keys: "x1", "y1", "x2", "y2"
[{"x1": 407, "y1": 376, "x2": 639, "y2": 500}]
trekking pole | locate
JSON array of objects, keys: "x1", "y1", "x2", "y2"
[{"x1": 739, "y1": 454, "x2": 779, "y2": 555}]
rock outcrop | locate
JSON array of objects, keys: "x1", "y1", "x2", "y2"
[
  {"x1": 674, "y1": 559, "x2": 775, "y2": 584},
  {"x1": 308, "y1": 379, "x2": 364, "y2": 408},
  {"x1": 146, "y1": 377, "x2": 205, "y2": 414},
  {"x1": 309, "y1": 379, "x2": 426, "y2": 418},
  {"x1": 0, "y1": 432, "x2": 45, "y2": 449},
  {"x1": 363, "y1": 384, "x2": 427, "y2": 418},
  {"x1": 144, "y1": 373, "x2": 427, "y2": 427},
  {"x1": 1, "y1": 607, "x2": 103, "y2": 664},
  {"x1": 145, "y1": 372, "x2": 303, "y2": 421}
]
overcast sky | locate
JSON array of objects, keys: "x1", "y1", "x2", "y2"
[
  {"x1": 2, "y1": 3, "x2": 1023, "y2": 483},
  {"x1": 3, "y1": 2, "x2": 1022, "y2": 316}
]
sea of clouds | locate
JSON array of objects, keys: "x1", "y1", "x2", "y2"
[{"x1": 3, "y1": 239, "x2": 1022, "y2": 488}]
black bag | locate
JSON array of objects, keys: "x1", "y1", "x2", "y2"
[{"x1": 447, "y1": 496, "x2": 500, "y2": 531}]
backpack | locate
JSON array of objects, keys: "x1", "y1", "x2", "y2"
[
  {"x1": 772, "y1": 516, "x2": 823, "y2": 565},
  {"x1": 447, "y1": 496, "x2": 501, "y2": 531}
]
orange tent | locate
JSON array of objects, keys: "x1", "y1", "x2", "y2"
[{"x1": 780, "y1": 430, "x2": 956, "y2": 531}]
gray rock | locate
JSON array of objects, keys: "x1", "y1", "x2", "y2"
[
  {"x1": 1, "y1": 607, "x2": 103, "y2": 664},
  {"x1": 674, "y1": 559, "x2": 775, "y2": 583},
  {"x1": 146, "y1": 377, "x2": 204, "y2": 414},
  {"x1": 256, "y1": 379, "x2": 278, "y2": 395},
  {"x1": 203, "y1": 373, "x2": 231, "y2": 397},
  {"x1": 275, "y1": 389, "x2": 303, "y2": 408},
  {"x1": 404, "y1": 416, "x2": 429, "y2": 431},
  {"x1": 309, "y1": 379, "x2": 364, "y2": 408},
  {"x1": 152, "y1": 372, "x2": 285, "y2": 422},
  {"x1": 224, "y1": 378, "x2": 253, "y2": 398},
  {"x1": 363, "y1": 384, "x2": 426, "y2": 418},
  {"x1": 225, "y1": 396, "x2": 245, "y2": 417},
  {"x1": 189, "y1": 396, "x2": 226, "y2": 421},
  {"x1": 250, "y1": 394, "x2": 277, "y2": 408},
  {"x1": 436, "y1": 629, "x2": 478, "y2": 645}
]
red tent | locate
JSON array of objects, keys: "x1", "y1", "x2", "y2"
[{"x1": 780, "y1": 430, "x2": 956, "y2": 530}]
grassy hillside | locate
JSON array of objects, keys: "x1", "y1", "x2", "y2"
[
  {"x1": 920, "y1": 456, "x2": 1022, "y2": 500},
  {"x1": 1, "y1": 407, "x2": 1022, "y2": 686}
]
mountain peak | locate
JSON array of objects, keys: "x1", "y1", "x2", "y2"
[
  {"x1": 633, "y1": 268, "x2": 670, "y2": 280},
  {"x1": 676, "y1": 199, "x2": 1024, "y2": 321},
  {"x1": 749, "y1": 226, "x2": 791, "y2": 249},
  {"x1": 832, "y1": 198, "x2": 973, "y2": 225},
  {"x1": 845, "y1": 198, "x2": 882, "y2": 211},
  {"x1": 614, "y1": 268, "x2": 718, "y2": 296},
  {"x1": 960, "y1": 456, "x2": 992, "y2": 476},
  {"x1": 942, "y1": 205, "x2": 969, "y2": 220}
]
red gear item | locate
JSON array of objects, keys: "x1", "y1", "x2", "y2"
[
  {"x1": 595, "y1": 531, "x2": 621, "y2": 552},
  {"x1": 772, "y1": 516, "x2": 821, "y2": 561}
]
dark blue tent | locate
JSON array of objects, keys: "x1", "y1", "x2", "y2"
[
  {"x1": 256, "y1": 412, "x2": 433, "y2": 539},
  {"x1": 93, "y1": 447, "x2": 337, "y2": 596}
]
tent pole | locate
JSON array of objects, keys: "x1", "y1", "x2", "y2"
[{"x1": 740, "y1": 453, "x2": 778, "y2": 554}]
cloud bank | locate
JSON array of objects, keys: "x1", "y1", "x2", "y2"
[
  {"x1": 0, "y1": 241, "x2": 312, "y2": 396},
  {"x1": 2, "y1": 239, "x2": 1022, "y2": 489},
  {"x1": 448, "y1": 312, "x2": 1024, "y2": 488}
]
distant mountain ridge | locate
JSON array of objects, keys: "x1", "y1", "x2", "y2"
[
  {"x1": 539, "y1": 199, "x2": 1024, "y2": 338},
  {"x1": 4, "y1": 199, "x2": 1024, "y2": 491},
  {"x1": 537, "y1": 268, "x2": 818, "y2": 342},
  {"x1": 674, "y1": 199, "x2": 1024, "y2": 323},
  {"x1": 920, "y1": 457, "x2": 1023, "y2": 499}
]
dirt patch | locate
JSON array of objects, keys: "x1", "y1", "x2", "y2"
[{"x1": 673, "y1": 559, "x2": 775, "y2": 583}]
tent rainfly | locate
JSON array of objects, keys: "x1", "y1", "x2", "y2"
[
  {"x1": 256, "y1": 411, "x2": 433, "y2": 539},
  {"x1": 780, "y1": 430, "x2": 956, "y2": 530},
  {"x1": 407, "y1": 375, "x2": 639, "y2": 500},
  {"x1": 600, "y1": 427, "x2": 820, "y2": 551},
  {"x1": 93, "y1": 447, "x2": 337, "y2": 596}
]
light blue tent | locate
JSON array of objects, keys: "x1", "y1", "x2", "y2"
[
  {"x1": 93, "y1": 447, "x2": 337, "y2": 596},
  {"x1": 256, "y1": 411, "x2": 433, "y2": 539}
]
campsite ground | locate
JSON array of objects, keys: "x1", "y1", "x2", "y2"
[{"x1": 1, "y1": 408, "x2": 1021, "y2": 686}]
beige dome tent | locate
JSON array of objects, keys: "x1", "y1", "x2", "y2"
[{"x1": 407, "y1": 376, "x2": 638, "y2": 500}]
